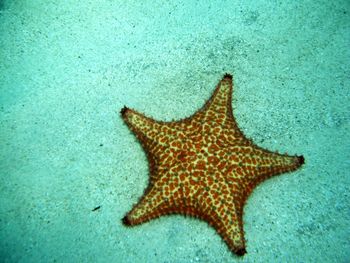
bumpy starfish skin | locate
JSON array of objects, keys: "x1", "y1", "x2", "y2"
[{"x1": 121, "y1": 74, "x2": 304, "y2": 256}]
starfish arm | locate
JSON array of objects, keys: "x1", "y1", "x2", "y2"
[
  {"x1": 236, "y1": 148, "x2": 305, "y2": 197},
  {"x1": 256, "y1": 151, "x2": 304, "y2": 179},
  {"x1": 204, "y1": 73, "x2": 234, "y2": 122},
  {"x1": 211, "y1": 204, "x2": 247, "y2": 256},
  {"x1": 122, "y1": 184, "x2": 173, "y2": 226},
  {"x1": 186, "y1": 74, "x2": 244, "y2": 142},
  {"x1": 190, "y1": 190, "x2": 248, "y2": 256},
  {"x1": 121, "y1": 107, "x2": 190, "y2": 147},
  {"x1": 121, "y1": 107, "x2": 166, "y2": 145}
]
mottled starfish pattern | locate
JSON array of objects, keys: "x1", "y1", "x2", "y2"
[{"x1": 121, "y1": 74, "x2": 304, "y2": 256}]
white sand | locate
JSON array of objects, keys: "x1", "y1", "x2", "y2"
[{"x1": 0, "y1": 1, "x2": 349, "y2": 262}]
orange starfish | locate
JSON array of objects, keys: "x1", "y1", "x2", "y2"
[{"x1": 121, "y1": 73, "x2": 304, "y2": 256}]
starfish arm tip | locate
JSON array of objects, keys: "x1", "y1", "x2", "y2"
[
  {"x1": 236, "y1": 248, "x2": 247, "y2": 256},
  {"x1": 223, "y1": 73, "x2": 233, "y2": 80},
  {"x1": 298, "y1": 155, "x2": 305, "y2": 165},
  {"x1": 122, "y1": 215, "x2": 132, "y2": 226},
  {"x1": 120, "y1": 106, "x2": 129, "y2": 116}
]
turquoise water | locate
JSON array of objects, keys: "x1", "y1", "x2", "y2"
[{"x1": 0, "y1": 1, "x2": 349, "y2": 262}]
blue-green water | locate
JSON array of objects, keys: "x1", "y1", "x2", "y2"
[{"x1": 0, "y1": 1, "x2": 349, "y2": 262}]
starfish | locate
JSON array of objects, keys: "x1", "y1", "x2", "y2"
[{"x1": 120, "y1": 73, "x2": 304, "y2": 256}]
